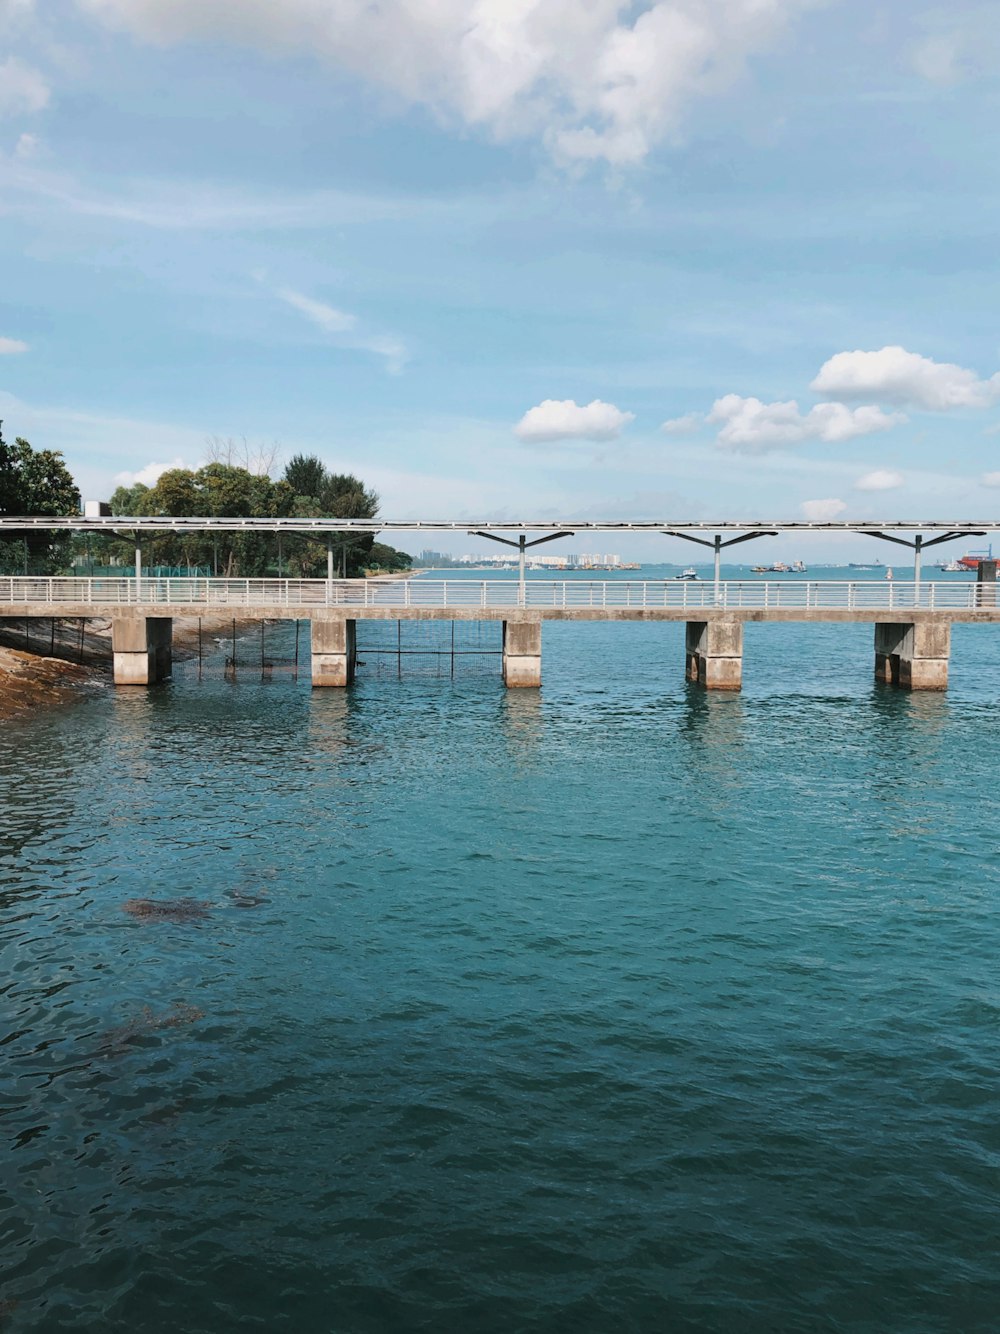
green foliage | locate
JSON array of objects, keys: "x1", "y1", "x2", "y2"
[
  {"x1": 0, "y1": 421, "x2": 81, "y2": 573},
  {"x1": 105, "y1": 463, "x2": 298, "y2": 575},
  {"x1": 284, "y1": 454, "x2": 328, "y2": 502},
  {"x1": 366, "y1": 542, "x2": 413, "y2": 573},
  {"x1": 108, "y1": 482, "x2": 151, "y2": 516},
  {"x1": 281, "y1": 455, "x2": 381, "y2": 577}
]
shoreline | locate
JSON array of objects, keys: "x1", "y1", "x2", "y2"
[{"x1": 0, "y1": 576, "x2": 416, "y2": 717}]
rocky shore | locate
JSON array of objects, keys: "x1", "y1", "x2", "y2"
[
  {"x1": 0, "y1": 644, "x2": 107, "y2": 720},
  {"x1": 0, "y1": 613, "x2": 259, "y2": 720}
]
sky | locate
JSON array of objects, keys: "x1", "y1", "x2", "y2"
[{"x1": 1, "y1": 0, "x2": 999, "y2": 562}]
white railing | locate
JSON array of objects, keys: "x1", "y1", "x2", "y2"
[{"x1": 0, "y1": 576, "x2": 995, "y2": 612}]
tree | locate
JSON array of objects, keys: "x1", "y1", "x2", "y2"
[
  {"x1": 281, "y1": 455, "x2": 387, "y2": 576},
  {"x1": 284, "y1": 453, "x2": 328, "y2": 501},
  {"x1": 109, "y1": 463, "x2": 297, "y2": 576},
  {"x1": 0, "y1": 422, "x2": 81, "y2": 573},
  {"x1": 204, "y1": 434, "x2": 282, "y2": 477},
  {"x1": 366, "y1": 542, "x2": 412, "y2": 573},
  {"x1": 108, "y1": 482, "x2": 151, "y2": 516}
]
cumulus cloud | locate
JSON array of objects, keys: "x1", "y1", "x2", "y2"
[
  {"x1": 660, "y1": 412, "x2": 701, "y2": 435},
  {"x1": 0, "y1": 336, "x2": 28, "y2": 354},
  {"x1": 514, "y1": 398, "x2": 634, "y2": 442},
  {"x1": 114, "y1": 458, "x2": 187, "y2": 487},
  {"x1": 812, "y1": 346, "x2": 1000, "y2": 411},
  {"x1": 801, "y1": 498, "x2": 847, "y2": 521},
  {"x1": 0, "y1": 56, "x2": 49, "y2": 118},
  {"x1": 854, "y1": 468, "x2": 903, "y2": 492},
  {"x1": 708, "y1": 394, "x2": 904, "y2": 452},
  {"x1": 74, "y1": 0, "x2": 811, "y2": 166},
  {"x1": 981, "y1": 472, "x2": 1000, "y2": 488},
  {"x1": 276, "y1": 285, "x2": 407, "y2": 373}
]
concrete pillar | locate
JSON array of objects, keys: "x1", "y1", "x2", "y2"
[
  {"x1": 686, "y1": 619, "x2": 743, "y2": 690},
  {"x1": 311, "y1": 616, "x2": 356, "y2": 687},
  {"x1": 977, "y1": 560, "x2": 997, "y2": 608},
  {"x1": 502, "y1": 619, "x2": 541, "y2": 687},
  {"x1": 875, "y1": 621, "x2": 950, "y2": 690},
  {"x1": 112, "y1": 615, "x2": 173, "y2": 685}
]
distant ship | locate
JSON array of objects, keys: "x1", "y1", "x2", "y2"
[
  {"x1": 674, "y1": 567, "x2": 700, "y2": 580},
  {"x1": 957, "y1": 546, "x2": 994, "y2": 570}
]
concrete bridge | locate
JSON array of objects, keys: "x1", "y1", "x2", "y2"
[
  {"x1": 2, "y1": 575, "x2": 996, "y2": 690},
  {"x1": 3, "y1": 515, "x2": 999, "y2": 691}
]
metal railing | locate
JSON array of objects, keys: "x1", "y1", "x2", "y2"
[{"x1": 0, "y1": 576, "x2": 995, "y2": 612}]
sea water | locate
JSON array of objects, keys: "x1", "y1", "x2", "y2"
[{"x1": 2, "y1": 570, "x2": 1000, "y2": 1331}]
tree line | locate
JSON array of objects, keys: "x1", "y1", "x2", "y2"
[{"x1": 0, "y1": 425, "x2": 410, "y2": 577}]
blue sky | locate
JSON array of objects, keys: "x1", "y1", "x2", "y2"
[{"x1": 1, "y1": 0, "x2": 999, "y2": 560}]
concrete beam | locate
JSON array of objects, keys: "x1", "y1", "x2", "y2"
[
  {"x1": 311, "y1": 616, "x2": 356, "y2": 687},
  {"x1": 111, "y1": 615, "x2": 172, "y2": 686},
  {"x1": 4, "y1": 600, "x2": 1000, "y2": 626},
  {"x1": 686, "y1": 619, "x2": 743, "y2": 690},
  {"x1": 502, "y1": 619, "x2": 541, "y2": 687},
  {"x1": 875, "y1": 621, "x2": 950, "y2": 690}
]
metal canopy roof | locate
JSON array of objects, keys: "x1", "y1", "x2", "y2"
[{"x1": 0, "y1": 517, "x2": 998, "y2": 535}]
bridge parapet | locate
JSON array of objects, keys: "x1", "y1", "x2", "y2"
[{"x1": 2, "y1": 576, "x2": 1000, "y2": 617}]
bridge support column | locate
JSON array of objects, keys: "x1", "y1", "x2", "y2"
[
  {"x1": 686, "y1": 619, "x2": 743, "y2": 690},
  {"x1": 875, "y1": 622, "x2": 950, "y2": 690},
  {"x1": 503, "y1": 619, "x2": 541, "y2": 687},
  {"x1": 112, "y1": 615, "x2": 172, "y2": 685},
  {"x1": 311, "y1": 616, "x2": 356, "y2": 686}
]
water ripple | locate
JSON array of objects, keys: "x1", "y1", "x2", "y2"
[{"x1": 2, "y1": 621, "x2": 1000, "y2": 1329}]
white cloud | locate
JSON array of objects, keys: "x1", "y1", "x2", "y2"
[
  {"x1": 910, "y1": 7, "x2": 1000, "y2": 85},
  {"x1": 708, "y1": 394, "x2": 904, "y2": 452},
  {"x1": 14, "y1": 131, "x2": 41, "y2": 159},
  {"x1": 0, "y1": 389, "x2": 209, "y2": 501},
  {"x1": 113, "y1": 458, "x2": 187, "y2": 487},
  {"x1": 801, "y1": 498, "x2": 847, "y2": 521},
  {"x1": 514, "y1": 398, "x2": 634, "y2": 442},
  {"x1": 0, "y1": 336, "x2": 28, "y2": 354},
  {"x1": 276, "y1": 285, "x2": 407, "y2": 373},
  {"x1": 660, "y1": 412, "x2": 701, "y2": 435},
  {"x1": 0, "y1": 56, "x2": 49, "y2": 118},
  {"x1": 276, "y1": 287, "x2": 355, "y2": 335},
  {"x1": 854, "y1": 468, "x2": 903, "y2": 491},
  {"x1": 981, "y1": 472, "x2": 1000, "y2": 488},
  {"x1": 811, "y1": 346, "x2": 1000, "y2": 411},
  {"x1": 0, "y1": 0, "x2": 37, "y2": 22},
  {"x1": 74, "y1": 0, "x2": 811, "y2": 166}
]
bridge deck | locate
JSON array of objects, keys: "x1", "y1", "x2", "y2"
[{"x1": 1, "y1": 577, "x2": 998, "y2": 622}]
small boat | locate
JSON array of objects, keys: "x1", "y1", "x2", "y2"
[
  {"x1": 791, "y1": 560, "x2": 807, "y2": 573},
  {"x1": 940, "y1": 559, "x2": 964, "y2": 573},
  {"x1": 674, "y1": 567, "x2": 700, "y2": 580}
]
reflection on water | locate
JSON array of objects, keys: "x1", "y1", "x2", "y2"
[{"x1": 500, "y1": 687, "x2": 544, "y2": 758}]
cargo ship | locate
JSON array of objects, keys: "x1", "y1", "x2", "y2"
[{"x1": 957, "y1": 545, "x2": 994, "y2": 570}]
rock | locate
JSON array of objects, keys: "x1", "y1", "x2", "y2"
[{"x1": 122, "y1": 898, "x2": 212, "y2": 923}]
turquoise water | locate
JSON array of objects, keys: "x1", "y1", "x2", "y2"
[{"x1": 3, "y1": 578, "x2": 1000, "y2": 1330}]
